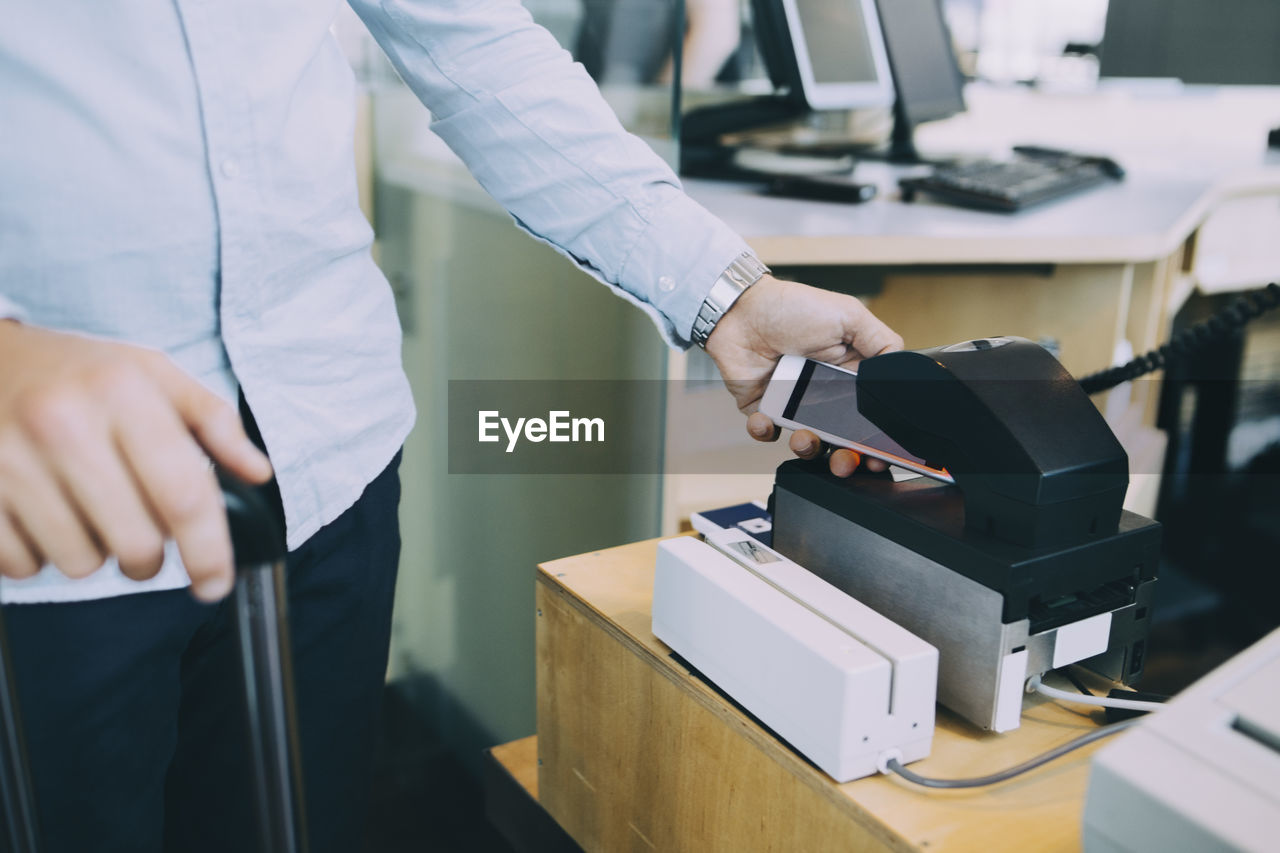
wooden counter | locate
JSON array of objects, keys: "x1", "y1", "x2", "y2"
[{"x1": 536, "y1": 537, "x2": 1124, "y2": 852}]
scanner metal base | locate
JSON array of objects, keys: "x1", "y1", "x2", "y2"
[{"x1": 771, "y1": 463, "x2": 1160, "y2": 732}]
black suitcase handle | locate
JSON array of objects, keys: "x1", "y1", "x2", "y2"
[
  {"x1": 0, "y1": 601, "x2": 36, "y2": 853},
  {"x1": 221, "y1": 471, "x2": 308, "y2": 853},
  {"x1": 0, "y1": 473, "x2": 308, "y2": 853}
]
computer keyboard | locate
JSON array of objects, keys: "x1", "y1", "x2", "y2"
[{"x1": 899, "y1": 154, "x2": 1117, "y2": 212}]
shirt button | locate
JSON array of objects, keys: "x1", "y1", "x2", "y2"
[
  {"x1": 220, "y1": 159, "x2": 240, "y2": 179},
  {"x1": 657, "y1": 275, "x2": 676, "y2": 293}
]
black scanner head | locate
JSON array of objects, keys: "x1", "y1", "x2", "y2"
[{"x1": 855, "y1": 337, "x2": 1129, "y2": 548}]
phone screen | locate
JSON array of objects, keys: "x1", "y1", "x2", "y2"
[{"x1": 783, "y1": 360, "x2": 945, "y2": 477}]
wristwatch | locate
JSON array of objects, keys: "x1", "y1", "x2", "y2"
[{"x1": 690, "y1": 252, "x2": 771, "y2": 348}]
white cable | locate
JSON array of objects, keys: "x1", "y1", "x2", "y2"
[{"x1": 1025, "y1": 674, "x2": 1165, "y2": 713}]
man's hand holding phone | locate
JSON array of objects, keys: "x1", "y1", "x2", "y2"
[
  {"x1": 757, "y1": 355, "x2": 953, "y2": 483},
  {"x1": 703, "y1": 275, "x2": 903, "y2": 477}
]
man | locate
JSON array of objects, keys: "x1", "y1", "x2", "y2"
[{"x1": 0, "y1": 1, "x2": 899, "y2": 850}]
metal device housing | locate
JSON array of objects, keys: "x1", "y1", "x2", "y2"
[{"x1": 770, "y1": 461, "x2": 1160, "y2": 731}]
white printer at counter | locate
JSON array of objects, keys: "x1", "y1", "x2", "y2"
[{"x1": 1084, "y1": 627, "x2": 1280, "y2": 853}]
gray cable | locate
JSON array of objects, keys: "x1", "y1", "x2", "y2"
[{"x1": 883, "y1": 719, "x2": 1140, "y2": 789}]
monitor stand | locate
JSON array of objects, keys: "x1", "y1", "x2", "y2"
[{"x1": 882, "y1": 109, "x2": 929, "y2": 163}]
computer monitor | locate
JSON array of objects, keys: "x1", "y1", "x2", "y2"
[
  {"x1": 751, "y1": 0, "x2": 895, "y2": 111},
  {"x1": 746, "y1": 0, "x2": 963, "y2": 160},
  {"x1": 1100, "y1": 0, "x2": 1280, "y2": 85},
  {"x1": 680, "y1": 0, "x2": 905, "y2": 175},
  {"x1": 874, "y1": 0, "x2": 967, "y2": 160}
]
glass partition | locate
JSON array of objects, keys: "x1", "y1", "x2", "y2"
[{"x1": 528, "y1": 0, "x2": 688, "y2": 161}]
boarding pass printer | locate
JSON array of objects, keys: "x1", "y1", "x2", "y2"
[
  {"x1": 654, "y1": 337, "x2": 1161, "y2": 781},
  {"x1": 770, "y1": 338, "x2": 1160, "y2": 732}
]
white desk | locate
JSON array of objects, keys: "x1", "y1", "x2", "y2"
[
  {"x1": 663, "y1": 84, "x2": 1280, "y2": 527},
  {"x1": 689, "y1": 85, "x2": 1280, "y2": 271}
]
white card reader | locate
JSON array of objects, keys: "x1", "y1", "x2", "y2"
[{"x1": 652, "y1": 530, "x2": 937, "y2": 783}]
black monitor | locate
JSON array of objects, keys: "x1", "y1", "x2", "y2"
[
  {"x1": 1100, "y1": 0, "x2": 1280, "y2": 85},
  {"x1": 746, "y1": 0, "x2": 965, "y2": 161},
  {"x1": 873, "y1": 0, "x2": 967, "y2": 162},
  {"x1": 681, "y1": 0, "x2": 894, "y2": 161}
]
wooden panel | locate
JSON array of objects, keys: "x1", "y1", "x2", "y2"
[
  {"x1": 492, "y1": 735, "x2": 540, "y2": 800},
  {"x1": 486, "y1": 736, "x2": 583, "y2": 853},
  {"x1": 537, "y1": 538, "x2": 1125, "y2": 852},
  {"x1": 861, "y1": 265, "x2": 1130, "y2": 377},
  {"x1": 537, "y1": 572, "x2": 887, "y2": 853}
]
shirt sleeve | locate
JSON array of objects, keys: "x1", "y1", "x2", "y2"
[{"x1": 348, "y1": 0, "x2": 753, "y2": 349}]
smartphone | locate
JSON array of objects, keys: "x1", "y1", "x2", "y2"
[{"x1": 759, "y1": 355, "x2": 953, "y2": 483}]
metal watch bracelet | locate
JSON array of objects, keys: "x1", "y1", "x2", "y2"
[{"x1": 691, "y1": 253, "x2": 770, "y2": 348}]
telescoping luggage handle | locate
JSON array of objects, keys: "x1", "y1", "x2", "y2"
[
  {"x1": 0, "y1": 580, "x2": 36, "y2": 853},
  {"x1": 220, "y1": 471, "x2": 309, "y2": 853},
  {"x1": 0, "y1": 473, "x2": 309, "y2": 853}
]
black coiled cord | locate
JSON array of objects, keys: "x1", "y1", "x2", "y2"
[{"x1": 1078, "y1": 282, "x2": 1280, "y2": 395}]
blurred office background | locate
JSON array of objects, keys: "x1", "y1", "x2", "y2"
[{"x1": 329, "y1": 2, "x2": 1280, "y2": 848}]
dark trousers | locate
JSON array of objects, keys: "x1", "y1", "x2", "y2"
[{"x1": 4, "y1": 452, "x2": 402, "y2": 852}]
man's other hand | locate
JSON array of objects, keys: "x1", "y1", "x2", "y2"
[
  {"x1": 703, "y1": 275, "x2": 904, "y2": 477},
  {"x1": 0, "y1": 322, "x2": 273, "y2": 600}
]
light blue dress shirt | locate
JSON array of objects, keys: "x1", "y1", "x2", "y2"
[{"x1": 0, "y1": 0, "x2": 749, "y2": 603}]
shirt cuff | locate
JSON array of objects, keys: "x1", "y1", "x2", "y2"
[
  {"x1": 0, "y1": 294, "x2": 28, "y2": 323},
  {"x1": 616, "y1": 188, "x2": 755, "y2": 349}
]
